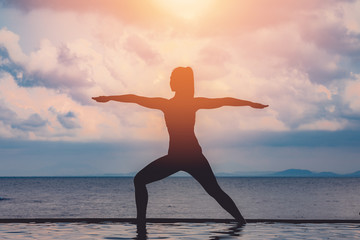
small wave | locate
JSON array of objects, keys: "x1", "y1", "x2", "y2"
[{"x1": 0, "y1": 197, "x2": 11, "y2": 201}]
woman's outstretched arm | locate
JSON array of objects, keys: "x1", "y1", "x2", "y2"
[
  {"x1": 92, "y1": 94, "x2": 167, "y2": 110},
  {"x1": 195, "y1": 97, "x2": 268, "y2": 109}
]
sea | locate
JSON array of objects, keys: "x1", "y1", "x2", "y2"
[{"x1": 0, "y1": 177, "x2": 360, "y2": 239}]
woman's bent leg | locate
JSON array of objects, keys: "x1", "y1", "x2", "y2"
[
  {"x1": 134, "y1": 155, "x2": 178, "y2": 223},
  {"x1": 186, "y1": 155, "x2": 246, "y2": 224}
]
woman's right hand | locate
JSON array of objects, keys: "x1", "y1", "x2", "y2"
[{"x1": 92, "y1": 96, "x2": 110, "y2": 102}]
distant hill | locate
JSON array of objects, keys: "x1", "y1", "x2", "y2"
[
  {"x1": 346, "y1": 170, "x2": 360, "y2": 177},
  {"x1": 216, "y1": 169, "x2": 360, "y2": 177},
  {"x1": 215, "y1": 171, "x2": 275, "y2": 177},
  {"x1": 269, "y1": 169, "x2": 340, "y2": 177}
]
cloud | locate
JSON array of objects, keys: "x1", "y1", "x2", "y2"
[
  {"x1": 0, "y1": 95, "x2": 48, "y2": 137},
  {"x1": 299, "y1": 15, "x2": 360, "y2": 56},
  {"x1": 24, "y1": 40, "x2": 91, "y2": 91},
  {"x1": 54, "y1": 110, "x2": 81, "y2": 129},
  {"x1": 124, "y1": 34, "x2": 162, "y2": 65},
  {"x1": 194, "y1": 45, "x2": 232, "y2": 81},
  {"x1": 0, "y1": 0, "x2": 173, "y2": 29},
  {"x1": 204, "y1": 129, "x2": 360, "y2": 149},
  {"x1": 0, "y1": 27, "x2": 28, "y2": 64},
  {"x1": 3, "y1": 0, "x2": 355, "y2": 43},
  {"x1": 0, "y1": 100, "x2": 17, "y2": 124},
  {"x1": 297, "y1": 119, "x2": 348, "y2": 131},
  {"x1": 0, "y1": 29, "x2": 86, "y2": 85},
  {"x1": 344, "y1": 75, "x2": 360, "y2": 113},
  {"x1": 194, "y1": 0, "x2": 355, "y2": 35},
  {"x1": 220, "y1": 20, "x2": 357, "y2": 84},
  {"x1": 1, "y1": 1, "x2": 360, "y2": 144},
  {"x1": 0, "y1": 1, "x2": 360, "y2": 175},
  {"x1": 1, "y1": 129, "x2": 360, "y2": 176},
  {"x1": 0, "y1": 28, "x2": 103, "y2": 104},
  {"x1": 0, "y1": 137, "x2": 166, "y2": 176},
  {"x1": 343, "y1": 0, "x2": 360, "y2": 32},
  {"x1": 1, "y1": 21, "x2": 353, "y2": 140},
  {"x1": 0, "y1": 72, "x2": 125, "y2": 141},
  {"x1": 11, "y1": 113, "x2": 47, "y2": 131}
]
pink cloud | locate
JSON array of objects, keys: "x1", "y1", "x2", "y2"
[
  {"x1": 3, "y1": 0, "x2": 353, "y2": 37},
  {"x1": 0, "y1": 27, "x2": 28, "y2": 64},
  {"x1": 344, "y1": 76, "x2": 360, "y2": 113},
  {"x1": 124, "y1": 34, "x2": 162, "y2": 65},
  {"x1": 2, "y1": 0, "x2": 175, "y2": 29},
  {"x1": 1, "y1": 0, "x2": 359, "y2": 139}
]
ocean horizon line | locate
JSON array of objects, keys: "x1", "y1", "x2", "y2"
[{"x1": 1, "y1": 168, "x2": 360, "y2": 178}]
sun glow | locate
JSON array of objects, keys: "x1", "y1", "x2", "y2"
[{"x1": 154, "y1": 0, "x2": 216, "y2": 19}]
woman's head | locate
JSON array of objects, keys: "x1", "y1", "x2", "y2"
[{"x1": 170, "y1": 67, "x2": 194, "y2": 97}]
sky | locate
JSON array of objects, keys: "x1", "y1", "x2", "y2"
[{"x1": 0, "y1": 0, "x2": 360, "y2": 176}]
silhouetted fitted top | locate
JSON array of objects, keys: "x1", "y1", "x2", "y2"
[{"x1": 163, "y1": 98, "x2": 202, "y2": 156}]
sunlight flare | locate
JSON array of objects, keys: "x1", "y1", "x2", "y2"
[{"x1": 153, "y1": 0, "x2": 216, "y2": 19}]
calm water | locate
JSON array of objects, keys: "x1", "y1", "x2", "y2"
[
  {"x1": 1, "y1": 222, "x2": 360, "y2": 239},
  {"x1": 0, "y1": 177, "x2": 359, "y2": 219},
  {"x1": 1, "y1": 177, "x2": 360, "y2": 239}
]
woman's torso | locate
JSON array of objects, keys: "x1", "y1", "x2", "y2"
[{"x1": 163, "y1": 97, "x2": 202, "y2": 156}]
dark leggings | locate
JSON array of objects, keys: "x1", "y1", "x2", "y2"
[{"x1": 133, "y1": 154, "x2": 245, "y2": 222}]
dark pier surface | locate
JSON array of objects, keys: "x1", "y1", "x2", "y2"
[{"x1": 0, "y1": 218, "x2": 359, "y2": 224}]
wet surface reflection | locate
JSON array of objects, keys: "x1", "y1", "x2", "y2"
[{"x1": 0, "y1": 222, "x2": 360, "y2": 239}]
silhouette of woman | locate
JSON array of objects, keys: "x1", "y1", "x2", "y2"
[{"x1": 93, "y1": 67, "x2": 268, "y2": 226}]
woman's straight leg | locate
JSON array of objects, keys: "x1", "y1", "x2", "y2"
[{"x1": 186, "y1": 154, "x2": 246, "y2": 224}]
